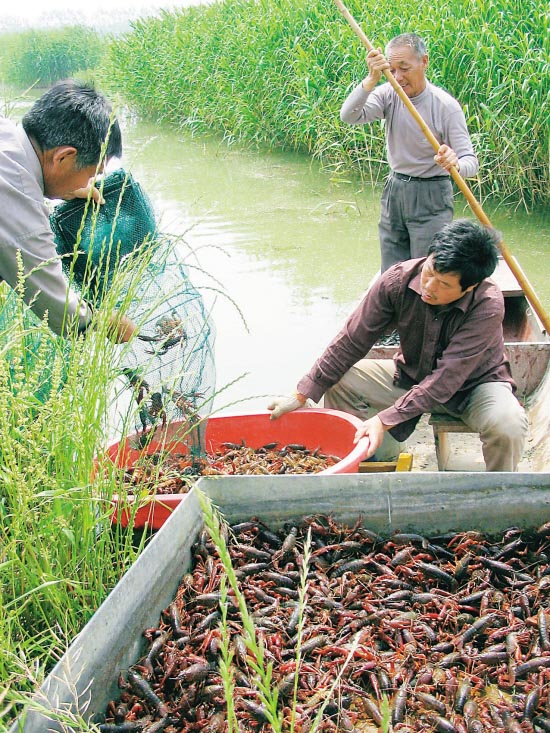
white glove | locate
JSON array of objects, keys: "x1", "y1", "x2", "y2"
[{"x1": 267, "y1": 393, "x2": 307, "y2": 420}]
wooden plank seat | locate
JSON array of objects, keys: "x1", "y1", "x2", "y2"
[{"x1": 428, "y1": 414, "x2": 477, "y2": 470}]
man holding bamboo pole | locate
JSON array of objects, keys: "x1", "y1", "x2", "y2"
[{"x1": 341, "y1": 33, "x2": 479, "y2": 272}]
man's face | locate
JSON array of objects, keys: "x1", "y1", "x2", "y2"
[
  {"x1": 387, "y1": 45, "x2": 428, "y2": 98},
  {"x1": 41, "y1": 147, "x2": 99, "y2": 200},
  {"x1": 420, "y1": 255, "x2": 476, "y2": 306}
]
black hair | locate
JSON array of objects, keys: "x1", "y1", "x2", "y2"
[
  {"x1": 428, "y1": 219, "x2": 500, "y2": 289},
  {"x1": 22, "y1": 79, "x2": 122, "y2": 168},
  {"x1": 386, "y1": 33, "x2": 427, "y2": 59}
]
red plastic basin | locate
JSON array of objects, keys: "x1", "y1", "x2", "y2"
[{"x1": 107, "y1": 408, "x2": 370, "y2": 529}]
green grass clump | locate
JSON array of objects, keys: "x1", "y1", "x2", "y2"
[
  {"x1": 101, "y1": 0, "x2": 549, "y2": 209},
  {"x1": 0, "y1": 26, "x2": 105, "y2": 87},
  {"x1": 0, "y1": 154, "x2": 241, "y2": 729},
  {"x1": 0, "y1": 285, "x2": 145, "y2": 725},
  {"x1": 0, "y1": 177, "x2": 173, "y2": 728}
]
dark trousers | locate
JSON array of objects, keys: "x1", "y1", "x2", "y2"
[{"x1": 379, "y1": 173, "x2": 454, "y2": 272}]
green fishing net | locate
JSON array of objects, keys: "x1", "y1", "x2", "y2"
[
  {"x1": 51, "y1": 168, "x2": 216, "y2": 442},
  {"x1": 50, "y1": 168, "x2": 157, "y2": 301},
  {"x1": 1, "y1": 169, "x2": 216, "y2": 444}
]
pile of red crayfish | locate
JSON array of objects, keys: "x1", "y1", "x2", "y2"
[
  {"x1": 101, "y1": 515, "x2": 550, "y2": 732},
  {"x1": 121, "y1": 444, "x2": 339, "y2": 494}
]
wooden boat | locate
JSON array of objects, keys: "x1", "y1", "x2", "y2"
[
  {"x1": 333, "y1": 0, "x2": 550, "y2": 471},
  {"x1": 365, "y1": 256, "x2": 550, "y2": 471}
]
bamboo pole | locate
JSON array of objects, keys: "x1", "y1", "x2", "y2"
[{"x1": 334, "y1": 0, "x2": 550, "y2": 334}]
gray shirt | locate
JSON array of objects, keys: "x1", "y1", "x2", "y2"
[
  {"x1": 0, "y1": 116, "x2": 92, "y2": 336},
  {"x1": 340, "y1": 80, "x2": 479, "y2": 179},
  {"x1": 297, "y1": 257, "x2": 513, "y2": 441}
]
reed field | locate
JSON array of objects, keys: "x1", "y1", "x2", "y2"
[
  {"x1": 0, "y1": 26, "x2": 104, "y2": 88},
  {"x1": 101, "y1": 0, "x2": 550, "y2": 209}
]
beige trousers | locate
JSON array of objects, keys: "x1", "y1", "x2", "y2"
[{"x1": 323, "y1": 359, "x2": 528, "y2": 471}]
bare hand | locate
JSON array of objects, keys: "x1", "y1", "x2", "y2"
[
  {"x1": 106, "y1": 313, "x2": 137, "y2": 343},
  {"x1": 67, "y1": 177, "x2": 105, "y2": 204},
  {"x1": 364, "y1": 48, "x2": 390, "y2": 87},
  {"x1": 434, "y1": 144, "x2": 459, "y2": 172},
  {"x1": 353, "y1": 415, "x2": 386, "y2": 458}
]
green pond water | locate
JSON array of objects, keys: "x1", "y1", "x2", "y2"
[
  {"x1": 4, "y1": 93, "x2": 549, "y2": 414},
  {"x1": 122, "y1": 117, "x2": 550, "y2": 414}
]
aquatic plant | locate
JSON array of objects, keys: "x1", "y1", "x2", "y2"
[
  {"x1": 197, "y1": 488, "x2": 360, "y2": 733},
  {"x1": 0, "y1": 257, "x2": 147, "y2": 717},
  {"x1": 0, "y1": 26, "x2": 104, "y2": 87},
  {"x1": 102, "y1": 0, "x2": 549, "y2": 209},
  {"x1": 0, "y1": 177, "x2": 233, "y2": 729}
]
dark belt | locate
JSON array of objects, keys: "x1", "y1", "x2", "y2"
[{"x1": 392, "y1": 172, "x2": 449, "y2": 182}]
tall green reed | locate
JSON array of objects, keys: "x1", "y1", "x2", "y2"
[
  {"x1": 0, "y1": 26, "x2": 104, "y2": 87},
  {"x1": 0, "y1": 175, "x2": 173, "y2": 726},
  {"x1": 198, "y1": 489, "x2": 283, "y2": 730},
  {"x1": 0, "y1": 249, "x2": 153, "y2": 700},
  {"x1": 102, "y1": 0, "x2": 549, "y2": 209},
  {"x1": 0, "y1": 158, "x2": 249, "y2": 729}
]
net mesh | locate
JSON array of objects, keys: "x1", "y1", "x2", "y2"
[
  {"x1": 113, "y1": 244, "x2": 216, "y2": 444},
  {"x1": 0, "y1": 287, "x2": 62, "y2": 404},
  {"x1": 19, "y1": 168, "x2": 215, "y2": 445},
  {"x1": 51, "y1": 168, "x2": 158, "y2": 297}
]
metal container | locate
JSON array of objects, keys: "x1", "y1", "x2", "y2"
[{"x1": 13, "y1": 471, "x2": 550, "y2": 732}]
